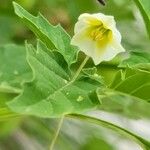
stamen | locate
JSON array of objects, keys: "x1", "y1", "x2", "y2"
[
  {"x1": 96, "y1": 30, "x2": 110, "y2": 41},
  {"x1": 90, "y1": 24, "x2": 110, "y2": 41}
]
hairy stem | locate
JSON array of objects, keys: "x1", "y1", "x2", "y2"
[
  {"x1": 49, "y1": 56, "x2": 89, "y2": 150},
  {"x1": 133, "y1": 0, "x2": 150, "y2": 39},
  {"x1": 71, "y1": 56, "x2": 89, "y2": 82},
  {"x1": 49, "y1": 116, "x2": 64, "y2": 150}
]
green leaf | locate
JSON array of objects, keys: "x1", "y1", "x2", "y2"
[
  {"x1": 0, "y1": 44, "x2": 32, "y2": 93},
  {"x1": 13, "y1": 2, "x2": 78, "y2": 66},
  {"x1": 81, "y1": 137, "x2": 115, "y2": 150},
  {"x1": 133, "y1": 0, "x2": 150, "y2": 39},
  {"x1": 119, "y1": 50, "x2": 150, "y2": 71},
  {"x1": 8, "y1": 41, "x2": 102, "y2": 118},
  {"x1": 109, "y1": 68, "x2": 150, "y2": 101},
  {"x1": 69, "y1": 114, "x2": 150, "y2": 150},
  {"x1": 0, "y1": 92, "x2": 19, "y2": 122}
]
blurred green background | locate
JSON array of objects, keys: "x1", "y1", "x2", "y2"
[{"x1": 0, "y1": 0, "x2": 150, "y2": 150}]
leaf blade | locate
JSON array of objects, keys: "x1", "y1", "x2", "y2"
[
  {"x1": 0, "y1": 44, "x2": 32, "y2": 93},
  {"x1": 109, "y1": 69, "x2": 150, "y2": 102},
  {"x1": 8, "y1": 41, "x2": 102, "y2": 118},
  {"x1": 13, "y1": 2, "x2": 78, "y2": 66}
]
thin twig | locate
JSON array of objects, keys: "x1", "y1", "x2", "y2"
[
  {"x1": 49, "y1": 56, "x2": 89, "y2": 150},
  {"x1": 49, "y1": 116, "x2": 64, "y2": 150}
]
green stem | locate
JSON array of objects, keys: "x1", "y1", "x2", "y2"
[
  {"x1": 49, "y1": 56, "x2": 89, "y2": 150},
  {"x1": 68, "y1": 114, "x2": 150, "y2": 150},
  {"x1": 71, "y1": 56, "x2": 89, "y2": 82},
  {"x1": 49, "y1": 116, "x2": 64, "y2": 150},
  {"x1": 133, "y1": 0, "x2": 150, "y2": 40}
]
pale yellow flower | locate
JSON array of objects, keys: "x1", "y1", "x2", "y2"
[{"x1": 71, "y1": 13, "x2": 125, "y2": 65}]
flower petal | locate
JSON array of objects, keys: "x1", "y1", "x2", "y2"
[
  {"x1": 92, "y1": 46, "x2": 114, "y2": 65},
  {"x1": 92, "y1": 42, "x2": 125, "y2": 65},
  {"x1": 71, "y1": 30, "x2": 95, "y2": 57},
  {"x1": 112, "y1": 41, "x2": 126, "y2": 53},
  {"x1": 92, "y1": 13, "x2": 116, "y2": 28}
]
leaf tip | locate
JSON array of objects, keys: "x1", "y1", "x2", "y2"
[
  {"x1": 12, "y1": 1, "x2": 19, "y2": 11},
  {"x1": 12, "y1": 1, "x2": 23, "y2": 18}
]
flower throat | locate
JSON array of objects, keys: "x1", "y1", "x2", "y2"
[{"x1": 90, "y1": 24, "x2": 111, "y2": 41}]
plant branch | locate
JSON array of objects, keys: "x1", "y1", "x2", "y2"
[
  {"x1": 49, "y1": 116, "x2": 64, "y2": 150},
  {"x1": 49, "y1": 56, "x2": 89, "y2": 150},
  {"x1": 71, "y1": 56, "x2": 89, "y2": 83},
  {"x1": 133, "y1": 0, "x2": 150, "y2": 40}
]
